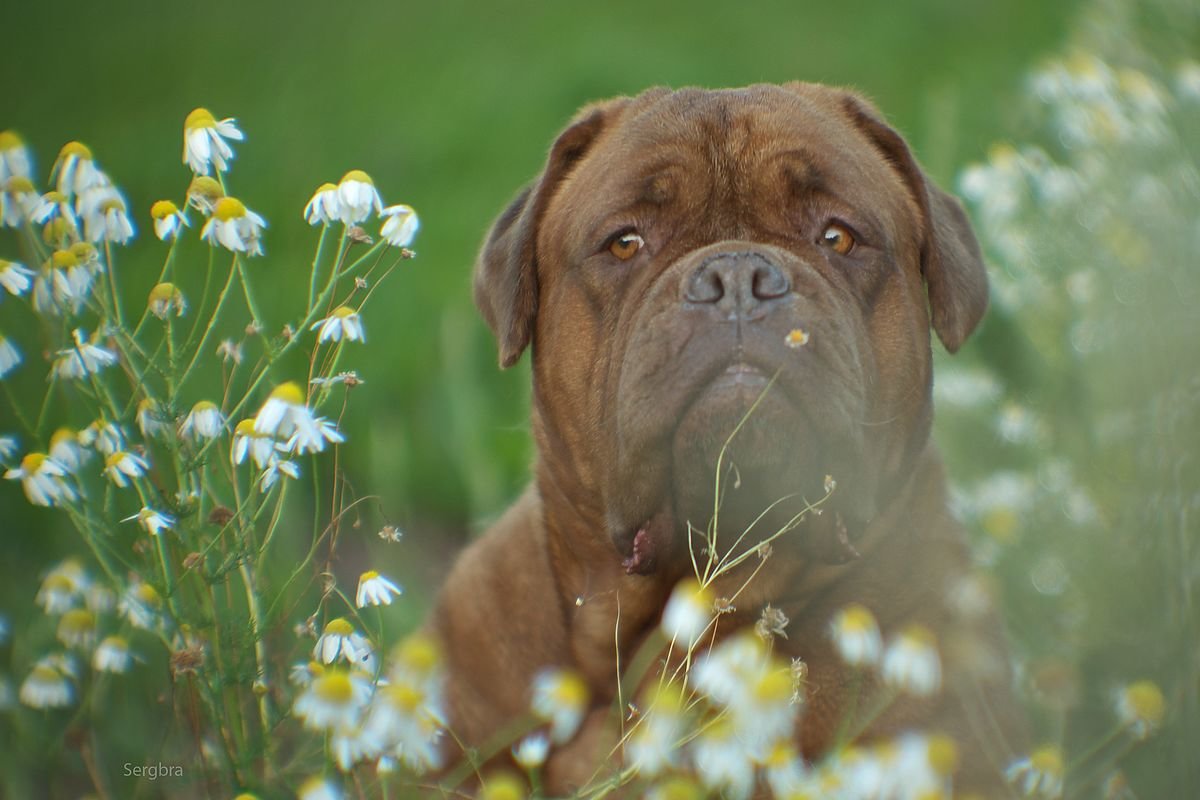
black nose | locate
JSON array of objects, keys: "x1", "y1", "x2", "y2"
[{"x1": 683, "y1": 251, "x2": 791, "y2": 315}]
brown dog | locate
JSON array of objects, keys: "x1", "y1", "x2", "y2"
[{"x1": 429, "y1": 83, "x2": 1025, "y2": 795}]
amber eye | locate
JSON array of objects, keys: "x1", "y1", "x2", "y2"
[
  {"x1": 609, "y1": 231, "x2": 645, "y2": 261},
  {"x1": 820, "y1": 222, "x2": 856, "y2": 255}
]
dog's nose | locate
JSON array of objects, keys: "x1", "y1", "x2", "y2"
[{"x1": 683, "y1": 251, "x2": 791, "y2": 315}]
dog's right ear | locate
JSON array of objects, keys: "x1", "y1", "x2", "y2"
[{"x1": 474, "y1": 99, "x2": 627, "y2": 368}]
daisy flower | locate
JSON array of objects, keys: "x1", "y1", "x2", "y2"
[
  {"x1": 530, "y1": 667, "x2": 588, "y2": 744},
  {"x1": 292, "y1": 668, "x2": 373, "y2": 731},
  {"x1": 625, "y1": 684, "x2": 687, "y2": 776},
  {"x1": 661, "y1": 578, "x2": 713, "y2": 649},
  {"x1": 829, "y1": 603, "x2": 883, "y2": 667},
  {"x1": 54, "y1": 329, "x2": 118, "y2": 380},
  {"x1": 56, "y1": 608, "x2": 97, "y2": 650},
  {"x1": 122, "y1": 506, "x2": 176, "y2": 536},
  {"x1": 881, "y1": 624, "x2": 942, "y2": 696},
  {"x1": 0, "y1": 335, "x2": 21, "y2": 378},
  {"x1": 691, "y1": 716, "x2": 756, "y2": 799},
  {"x1": 253, "y1": 381, "x2": 343, "y2": 454},
  {"x1": 314, "y1": 618, "x2": 375, "y2": 668},
  {"x1": 232, "y1": 418, "x2": 281, "y2": 468},
  {"x1": 311, "y1": 306, "x2": 365, "y2": 343},
  {"x1": 136, "y1": 398, "x2": 169, "y2": 439},
  {"x1": 48, "y1": 427, "x2": 89, "y2": 471},
  {"x1": 2, "y1": 176, "x2": 40, "y2": 228},
  {"x1": 147, "y1": 282, "x2": 187, "y2": 319},
  {"x1": 356, "y1": 570, "x2": 403, "y2": 607},
  {"x1": 304, "y1": 182, "x2": 342, "y2": 225},
  {"x1": 82, "y1": 418, "x2": 125, "y2": 455},
  {"x1": 36, "y1": 575, "x2": 80, "y2": 615},
  {"x1": 93, "y1": 635, "x2": 135, "y2": 673},
  {"x1": 103, "y1": 450, "x2": 149, "y2": 487},
  {"x1": 19, "y1": 663, "x2": 73, "y2": 709},
  {"x1": 31, "y1": 190, "x2": 78, "y2": 235},
  {"x1": 380, "y1": 204, "x2": 419, "y2": 247},
  {"x1": 336, "y1": 170, "x2": 383, "y2": 224},
  {"x1": 1115, "y1": 680, "x2": 1165, "y2": 739},
  {"x1": 186, "y1": 175, "x2": 224, "y2": 215},
  {"x1": 259, "y1": 459, "x2": 300, "y2": 492},
  {"x1": 180, "y1": 400, "x2": 225, "y2": 441},
  {"x1": 512, "y1": 732, "x2": 550, "y2": 770},
  {"x1": 119, "y1": 580, "x2": 163, "y2": 631},
  {"x1": 200, "y1": 196, "x2": 266, "y2": 255},
  {"x1": 361, "y1": 680, "x2": 446, "y2": 774},
  {"x1": 0, "y1": 130, "x2": 32, "y2": 182},
  {"x1": 0, "y1": 259, "x2": 34, "y2": 297},
  {"x1": 1006, "y1": 745, "x2": 1064, "y2": 799},
  {"x1": 50, "y1": 141, "x2": 104, "y2": 196},
  {"x1": 182, "y1": 108, "x2": 244, "y2": 175},
  {"x1": 5, "y1": 452, "x2": 75, "y2": 507},
  {"x1": 81, "y1": 187, "x2": 135, "y2": 245},
  {"x1": 150, "y1": 199, "x2": 188, "y2": 241}
]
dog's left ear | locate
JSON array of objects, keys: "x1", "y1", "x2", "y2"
[{"x1": 840, "y1": 94, "x2": 988, "y2": 353}]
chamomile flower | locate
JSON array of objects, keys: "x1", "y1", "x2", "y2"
[
  {"x1": 0, "y1": 335, "x2": 20, "y2": 378},
  {"x1": 232, "y1": 418, "x2": 279, "y2": 468},
  {"x1": 875, "y1": 733, "x2": 959, "y2": 798},
  {"x1": 200, "y1": 196, "x2": 267, "y2": 255},
  {"x1": 1115, "y1": 680, "x2": 1165, "y2": 739},
  {"x1": 85, "y1": 584, "x2": 116, "y2": 614},
  {"x1": 253, "y1": 381, "x2": 344, "y2": 454},
  {"x1": 48, "y1": 427, "x2": 89, "y2": 471},
  {"x1": 0, "y1": 130, "x2": 32, "y2": 182},
  {"x1": 31, "y1": 190, "x2": 77, "y2": 232},
  {"x1": 1006, "y1": 745, "x2": 1064, "y2": 799},
  {"x1": 259, "y1": 459, "x2": 300, "y2": 492},
  {"x1": 186, "y1": 175, "x2": 224, "y2": 214},
  {"x1": 182, "y1": 108, "x2": 244, "y2": 175},
  {"x1": 82, "y1": 418, "x2": 125, "y2": 455},
  {"x1": 147, "y1": 282, "x2": 186, "y2": 319},
  {"x1": 881, "y1": 624, "x2": 942, "y2": 696},
  {"x1": 0, "y1": 435, "x2": 18, "y2": 462},
  {"x1": 119, "y1": 580, "x2": 163, "y2": 631},
  {"x1": 93, "y1": 635, "x2": 135, "y2": 673},
  {"x1": 50, "y1": 141, "x2": 104, "y2": 196},
  {"x1": 336, "y1": 170, "x2": 383, "y2": 224},
  {"x1": 304, "y1": 183, "x2": 342, "y2": 225},
  {"x1": 0, "y1": 259, "x2": 34, "y2": 297},
  {"x1": 122, "y1": 506, "x2": 176, "y2": 536},
  {"x1": 292, "y1": 668, "x2": 373, "y2": 731},
  {"x1": 36, "y1": 575, "x2": 80, "y2": 615},
  {"x1": 362, "y1": 680, "x2": 446, "y2": 774},
  {"x1": 2, "y1": 176, "x2": 40, "y2": 227},
  {"x1": 297, "y1": 776, "x2": 342, "y2": 800},
  {"x1": 512, "y1": 732, "x2": 550, "y2": 770},
  {"x1": 314, "y1": 618, "x2": 375, "y2": 669},
  {"x1": 829, "y1": 603, "x2": 883, "y2": 667},
  {"x1": 103, "y1": 450, "x2": 149, "y2": 488},
  {"x1": 150, "y1": 200, "x2": 188, "y2": 241},
  {"x1": 81, "y1": 189, "x2": 135, "y2": 245},
  {"x1": 180, "y1": 400, "x2": 225, "y2": 441},
  {"x1": 53, "y1": 329, "x2": 118, "y2": 380},
  {"x1": 626, "y1": 684, "x2": 687, "y2": 775},
  {"x1": 356, "y1": 571, "x2": 403, "y2": 607},
  {"x1": 330, "y1": 725, "x2": 378, "y2": 772},
  {"x1": 19, "y1": 663, "x2": 73, "y2": 709},
  {"x1": 137, "y1": 398, "x2": 169, "y2": 439},
  {"x1": 5, "y1": 452, "x2": 75, "y2": 507},
  {"x1": 691, "y1": 716, "x2": 756, "y2": 799},
  {"x1": 380, "y1": 204, "x2": 419, "y2": 247},
  {"x1": 311, "y1": 306, "x2": 365, "y2": 343},
  {"x1": 531, "y1": 667, "x2": 588, "y2": 744},
  {"x1": 661, "y1": 578, "x2": 714, "y2": 649},
  {"x1": 56, "y1": 608, "x2": 97, "y2": 650}
]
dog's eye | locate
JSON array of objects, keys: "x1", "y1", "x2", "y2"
[
  {"x1": 820, "y1": 222, "x2": 855, "y2": 256},
  {"x1": 608, "y1": 231, "x2": 645, "y2": 261}
]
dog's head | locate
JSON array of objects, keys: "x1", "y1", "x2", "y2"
[{"x1": 474, "y1": 84, "x2": 987, "y2": 574}]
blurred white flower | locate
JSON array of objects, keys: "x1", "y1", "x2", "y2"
[
  {"x1": 50, "y1": 141, "x2": 105, "y2": 196},
  {"x1": 0, "y1": 335, "x2": 21, "y2": 378},
  {"x1": 362, "y1": 679, "x2": 446, "y2": 775},
  {"x1": 304, "y1": 182, "x2": 342, "y2": 225},
  {"x1": 180, "y1": 400, "x2": 226, "y2": 441},
  {"x1": 0, "y1": 435, "x2": 18, "y2": 462},
  {"x1": 54, "y1": 329, "x2": 118, "y2": 380},
  {"x1": 828, "y1": 603, "x2": 882, "y2": 667},
  {"x1": 147, "y1": 281, "x2": 187, "y2": 320},
  {"x1": 19, "y1": 663, "x2": 73, "y2": 709},
  {"x1": 182, "y1": 108, "x2": 244, "y2": 175},
  {"x1": 314, "y1": 618, "x2": 374, "y2": 669},
  {"x1": 1175, "y1": 60, "x2": 1200, "y2": 102},
  {"x1": 56, "y1": 608, "x2": 97, "y2": 650},
  {"x1": 48, "y1": 427, "x2": 89, "y2": 472},
  {"x1": 31, "y1": 190, "x2": 78, "y2": 236},
  {"x1": 691, "y1": 716, "x2": 755, "y2": 800},
  {"x1": 625, "y1": 685, "x2": 686, "y2": 776},
  {"x1": 1006, "y1": 745, "x2": 1064, "y2": 799},
  {"x1": 311, "y1": 306, "x2": 365, "y2": 343},
  {"x1": 85, "y1": 584, "x2": 115, "y2": 614},
  {"x1": 150, "y1": 199, "x2": 189, "y2": 241},
  {"x1": 380, "y1": 204, "x2": 418, "y2": 247},
  {"x1": 254, "y1": 381, "x2": 343, "y2": 454},
  {"x1": 119, "y1": 580, "x2": 163, "y2": 631},
  {"x1": 137, "y1": 398, "x2": 169, "y2": 439},
  {"x1": 881, "y1": 624, "x2": 942, "y2": 696},
  {"x1": 186, "y1": 175, "x2": 224, "y2": 215},
  {"x1": 661, "y1": 577, "x2": 713, "y2": 649},
  {"x1": 0, "y1": 259, "x2": 34, "y2": 297},
  {"x1": 356, "y1": 570, "x2": 403, "y2": 607},
  {"x1": 103, "y1": 450, "x2": 149, "y2": 488},
  {"x1": 0, "y1": 130, "x2": 32, "y2": 182},
  {"x1": 93, "y1": 635, "x2": 135, "y2": 673},
  {"x1": 531, "y1": 667, "x2": 588, "y2": 744},
  {"x1": 292, "y1": 668, "x2": 373, "y2": 731},
  {"x1": 2, "y1": 176, "x2": 40, "y2": 228},
  {"x1": 298, "y1": 776, "x2": 342, "y2": 800},
  {"x1": 336, "y1": 170, "x2": 382, "y2": 224},
  {"x1": 5, "y1": 452, "x2": 75, "y2": 507},
  {"x1": 259, "y1": 458, "x2": 300, "y2": 492},
  {"x1": 1115, "y1": 680, "x2": 1165, "y2": 740},
  {"x1": 81, "y1": 188, "x2": 135, "y2": 245},
  {"x1": 122, "y1": 506, "x2": 176, "y2": 536},
  {"x1": 232, "y1": 418, "x2": 281, "y2": 469},
  {"x1": 512, "y1": 732, "x2": 550, "y2": 770},
  {"x1": 201, "y1": 196, "x2": 267, "y2": 256}
]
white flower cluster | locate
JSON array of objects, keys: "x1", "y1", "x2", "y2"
[
  {"x1": 304, "y1": 171, "x2": 420, "y2": 248},
  {"x1": 230, "y1": 381, "x2": 345, "y2": 492}
]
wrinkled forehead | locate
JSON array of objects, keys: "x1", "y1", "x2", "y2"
[{"x1": 553, "y1": 86, "x2": 919, "y2": 235}]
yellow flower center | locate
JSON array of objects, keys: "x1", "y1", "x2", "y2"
[
  {"x1": 213, "y1": 197, "x2": 247, "y2": 221},
  {"x1": 926, "y1": 734, "x2": 959, "y2": 776},
  {"x1": 0, "y1": 130, "x2": 23, "y2": 149},
  {"x1": 104, "y1": 451, "x2": 129, "y2": 469},
  {"x1": 31, "y1": 665, "x2": 62, "y2": 683},
  {"x1": 324, "y1": 617, "x2": 354, "y2": 636},
  {"x1": 59, "y1": 141, "x2": 93, "y2": 161},
  {"x1": 42, "y1": 574, "x2": 73, "y2": 593},
  {"x1": 151, "y1": 200, "x2": 179, "y2": 219},
  {"x1": 550, "y1": 671, "x2": 588, "y2": 708},
  {"x1": 838, "y1": 604, "x2": 876, "y2": 633},
  {"x1": 394, "y1": 634, "x2": 441, "y2": 673},
  {"x1": 135, "y1": 582, "x2": 162, "y2": 606},
  {"x1": 361, "y1": 570, "x2": 380, "y2": 581},
  {"x1": 43, "y1": 190, "x2": 66, "y2": 205},
  {"x1": 901, "y1": 624, "x2": 937, "y2": 649},
  {"x1": 187, "y1": 176, "x2": 224, "y2": 201},
  {"x1": 763, "y1": 740, "x2": 796, "y2": 769},
  {"x1": 384, "y1": 682, "x2": 424, "y2": 712},
  {"x1": 752, "y1": 668, "x2": 794, "y2": 704},
  {"x1": 51, "y1": 250, "x2": 79, "y2": 269},
  {"x1": 99, "y1": 197, "x2": 126, "y2": 214},
  {"x1": 101, "y1": 635, "x2": 129, "y2": 650},
  {"x1": 269, "y1": 381, "x2": 305, "y2": 406},
  {"x1": 480, "y1": 775, "x2": 525, "y2": 800},
  {"x1": 184, "y1": 108, "x2": 217, "y2": 131},
  {"x1": 6, "y1": 176, "x2": 34, "y2": 193},
  {"x1": 70, "y1": 242, "x2": 97, "y2": 261},
  {"x1": 331, "y1": 306, "x2": 357, "y2": 319},
  {"x1": 234, "y1": 418, "x2": 258, "y2": 436},
  {"x1": 60, "y1": 608, "x2": 95, "y2": 632},
  {"x1": 982, "y1": 507, "x2": 1019, "y2": 541},
  {"x1": 50, "y1": 428, "x2": 77, "y2": 449},
  {"x1": 340, "y1": 169, "x2": 373, "y2": 186},
  {"x1": 42, "y1": 218, "x2": 71, "y2": 246},
  {"x1": 192, "y1": 400, "x2": 218, "y2": 413},
  {"x1": 20, "y1": 452, "x2": 47, "y2": 473},
  {"x1": 314, "y1": 182, "x2": 337, "y2": 194},
  {"x1": 785, "y1": 328, "x2": 810, "y2": 347},
  {"x1": 1030, "y1": 745, "x2": 1064, "y2": 776},
  {"x1": 1124, "y1": 680, "x2": 1165, "y2": 726},
  {"x1": 313, "y1": 672, "x2": 354, "y2": 704}
]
